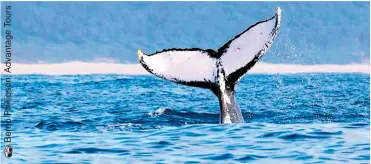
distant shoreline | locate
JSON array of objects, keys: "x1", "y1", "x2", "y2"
[{"x1": 1, "y1": 62, "x2": 369, "y2": 75}]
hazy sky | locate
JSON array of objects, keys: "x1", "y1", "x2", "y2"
[{"x1": 1, "y1": 2, "x2": 369, "y2": 64}]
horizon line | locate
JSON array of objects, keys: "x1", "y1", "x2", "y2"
[{"x1": 1, "y1": 62, "x2": 369, "y2": 75}]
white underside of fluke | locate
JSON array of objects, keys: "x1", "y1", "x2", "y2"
[
  {"x1": 137, "y1": 7, "x2": 282, "y2": 85},
  {"x1": 222, "y1": 7, "x2": 281, "y2": 76},
  {"x1": 138, "y1": 49, "x2": 217, "y2": 83}
]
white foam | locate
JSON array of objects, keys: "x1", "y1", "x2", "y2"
[
  {"x1": 147, "y1": 107, "x2": 167, "y2": 117},
  {"x1": 2, "y1": 62, "x2": 369, "y2": 75}
]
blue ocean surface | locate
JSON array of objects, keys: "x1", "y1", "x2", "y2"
[{"x1": 1, "y1": 73, "x2": 369, "y2": 163}]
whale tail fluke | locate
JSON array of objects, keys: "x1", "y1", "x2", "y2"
[
  {"x1": 138, "y1": 7, "x2": 281, "y2": 89},
  {"x1": 137, "y1": 7, "x2": 282, "y2": 124}
]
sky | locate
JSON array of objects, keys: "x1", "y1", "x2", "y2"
[{"x1": 1, "y1": 2, "x2": 370, "y2": 65}]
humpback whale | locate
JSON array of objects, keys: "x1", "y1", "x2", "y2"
[{"x1": 137, "y1": 7, "x2": 282, "y2": 124}]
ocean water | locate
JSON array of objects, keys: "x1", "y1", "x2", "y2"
[{"x1": 1, "y1": 73, "x2": 369, "y2": 163}]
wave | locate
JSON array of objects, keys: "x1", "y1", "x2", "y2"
[{"x1": 2, "y1": 62, "x2": 369, "y2": 75}]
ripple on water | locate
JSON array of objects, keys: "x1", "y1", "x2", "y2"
[
  {"x1": 203, "y1": 153, "x2": 234, "y2": 160},
  {"x1": 67, "y1": 148, "x2": 128, "y2": 154},
  {"x1": 236, "y1": 154, "x2": 265, "y2": 161}
]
